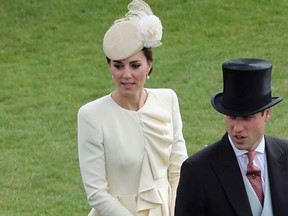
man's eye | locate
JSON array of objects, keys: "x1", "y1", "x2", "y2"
[{"x1": 243, "y1": 116, "x2": 253, "y2": 120}]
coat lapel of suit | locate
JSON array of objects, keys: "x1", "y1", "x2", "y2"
[
  {"x1": 212, "y1": 133, "x2": 253, "y2": 216},
  {"x1": 265, "y1": 135, "x2": 288, "y2": 215}
]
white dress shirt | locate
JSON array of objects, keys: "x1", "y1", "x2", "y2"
[{"x1": 228, "y1": 135, "x2": 266, "y2": 191}]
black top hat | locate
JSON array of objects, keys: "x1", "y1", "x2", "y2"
[{"x1": 211, "y1": 58, "x2": 283, "y2": 116}]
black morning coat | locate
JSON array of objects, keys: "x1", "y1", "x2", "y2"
[{"x1": 175, "y1": 133, "x2": 288, "y2": 216}]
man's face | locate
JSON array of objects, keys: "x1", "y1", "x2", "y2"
[{"x1": 225, "y1": 109, "x2": 271, "y2": 151}]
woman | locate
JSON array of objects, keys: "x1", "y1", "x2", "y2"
[{"x1": 77, "y1": 0, "x2": 188, "y2": 215}]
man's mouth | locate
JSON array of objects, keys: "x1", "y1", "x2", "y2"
[{"x1": 234, "y1": 135, "x2": 246, "y2": 143}]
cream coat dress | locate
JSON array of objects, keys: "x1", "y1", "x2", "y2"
[{"x1": 78, "y1": 88, "x2": 188, "y2": 216}]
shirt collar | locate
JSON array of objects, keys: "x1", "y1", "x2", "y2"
[{"x1": 228, "y1": 134, "x2": 265, "y2": 157}]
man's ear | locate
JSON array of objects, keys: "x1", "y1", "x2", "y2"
[{"x1": 264, "y1": 109, "x2": 271, "y2": 122}]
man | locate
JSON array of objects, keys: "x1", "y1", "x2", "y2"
[{"x1": 175, "y1": 58, "x2": 288, "y2": 216}]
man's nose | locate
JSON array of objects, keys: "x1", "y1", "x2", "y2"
[{"x1": 233, "y1": 118, "x2": 244, "y2": 132}]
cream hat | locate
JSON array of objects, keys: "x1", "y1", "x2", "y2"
[{"x1": 103, "y1": 0, "x2": 163, "y2": 60}]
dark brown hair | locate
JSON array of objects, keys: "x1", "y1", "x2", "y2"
[{"x1": 106, "y1": 47, "x2": 153, "y2": 75}]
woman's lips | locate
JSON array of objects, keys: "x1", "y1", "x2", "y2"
[{"x1": 122, "y1": 82, "x2": 134, "y2": 85}]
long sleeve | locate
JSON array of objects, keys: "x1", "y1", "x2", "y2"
[
  {"x1": 77, "y1": 105, "x2": 134, "y2": 216},
  {"x1": 168, "y1": 89, "x2": 188, "y2": 215}
]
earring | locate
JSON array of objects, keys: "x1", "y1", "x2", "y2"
[{"x1": 147, "y1": 75, "x2": 150, "y2": 80}]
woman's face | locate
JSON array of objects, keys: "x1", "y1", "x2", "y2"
[{"x1": 109, "y1": 50, "x2": 152, "y2": 97}]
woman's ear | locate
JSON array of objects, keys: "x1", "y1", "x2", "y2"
[
  {"x1": 148, "y1": 62, "x2": 153, "y2": 75},
  {"x1": 108, "y1": 62, "x2": 113, "y2": 73}
]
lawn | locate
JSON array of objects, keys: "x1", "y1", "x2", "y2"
[{"x1": 1, "y1": 0, "x2": 287, "y2": 215}]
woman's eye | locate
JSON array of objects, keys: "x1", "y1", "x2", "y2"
[
  {"x1": 114, "y1": 64, "x2": 123, "y2": 69},
  {"x1": 131, "y1": 64, "x2": 141, "y2": 69}
]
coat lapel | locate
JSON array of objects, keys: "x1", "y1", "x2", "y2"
[
  {"x1": 212, "y1": 133, "x2": 253, "y2": 216},
  {"x1": 265, "y1": 135, "x2": 288, "y2": 215}
]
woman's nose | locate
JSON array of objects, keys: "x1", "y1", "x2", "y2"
[{"x1": 123, "y1": 68, "x2": 132, "y2": 78}]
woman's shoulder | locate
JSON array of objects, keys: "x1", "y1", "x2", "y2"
[
  {"x1": 146, "y1": 88, "x2": 178, "y2": 98},
  {"x1": 144, "y1": 88, "x2": 180, "y2": 112},
  {"x1": 78, "y1": 94, "x2": 112, "y2": 114}
]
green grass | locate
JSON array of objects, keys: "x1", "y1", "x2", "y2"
[{"x1": 1, "y1": 0, "x2": 287, "y2": 215}]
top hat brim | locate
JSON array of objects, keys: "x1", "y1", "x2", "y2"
[{"x1": 211, "y1": 92, "x2": 283, "y2": 116}]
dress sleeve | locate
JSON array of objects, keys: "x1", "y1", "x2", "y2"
[
  {"x1": 168, "y1": 89, "x2": 188, "y2": 215},
  {"x1": 77, "y1": 106, "x2": 134, "y2": 216}
]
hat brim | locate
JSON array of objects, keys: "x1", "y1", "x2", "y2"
[{"x1": 211, "y1": 92, "x2": 283, "y2": 116}]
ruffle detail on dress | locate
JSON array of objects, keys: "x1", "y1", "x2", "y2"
[{"x1": 136, "y1": 107, "x2": 173, "y2": 215}]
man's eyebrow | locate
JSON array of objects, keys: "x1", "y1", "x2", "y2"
[{"x1": 241, "y1": 115, "x2": 254, "y2": 119}]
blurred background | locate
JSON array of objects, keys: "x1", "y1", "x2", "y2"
[{"x1": 1, "y1": 0, "x2": 287, "y2": 215}]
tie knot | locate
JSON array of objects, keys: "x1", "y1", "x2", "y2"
[{"x1": 247, "y1": 151, "x2": 256, "y2": 163}]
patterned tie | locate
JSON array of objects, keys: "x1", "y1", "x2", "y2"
[{"x1": 246, "y1": 151, "x2": 264, "y2": 205}]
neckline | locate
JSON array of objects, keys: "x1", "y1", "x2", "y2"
[{"x1": 110, "y1": 89, "x2": 149, "y2": 112}]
